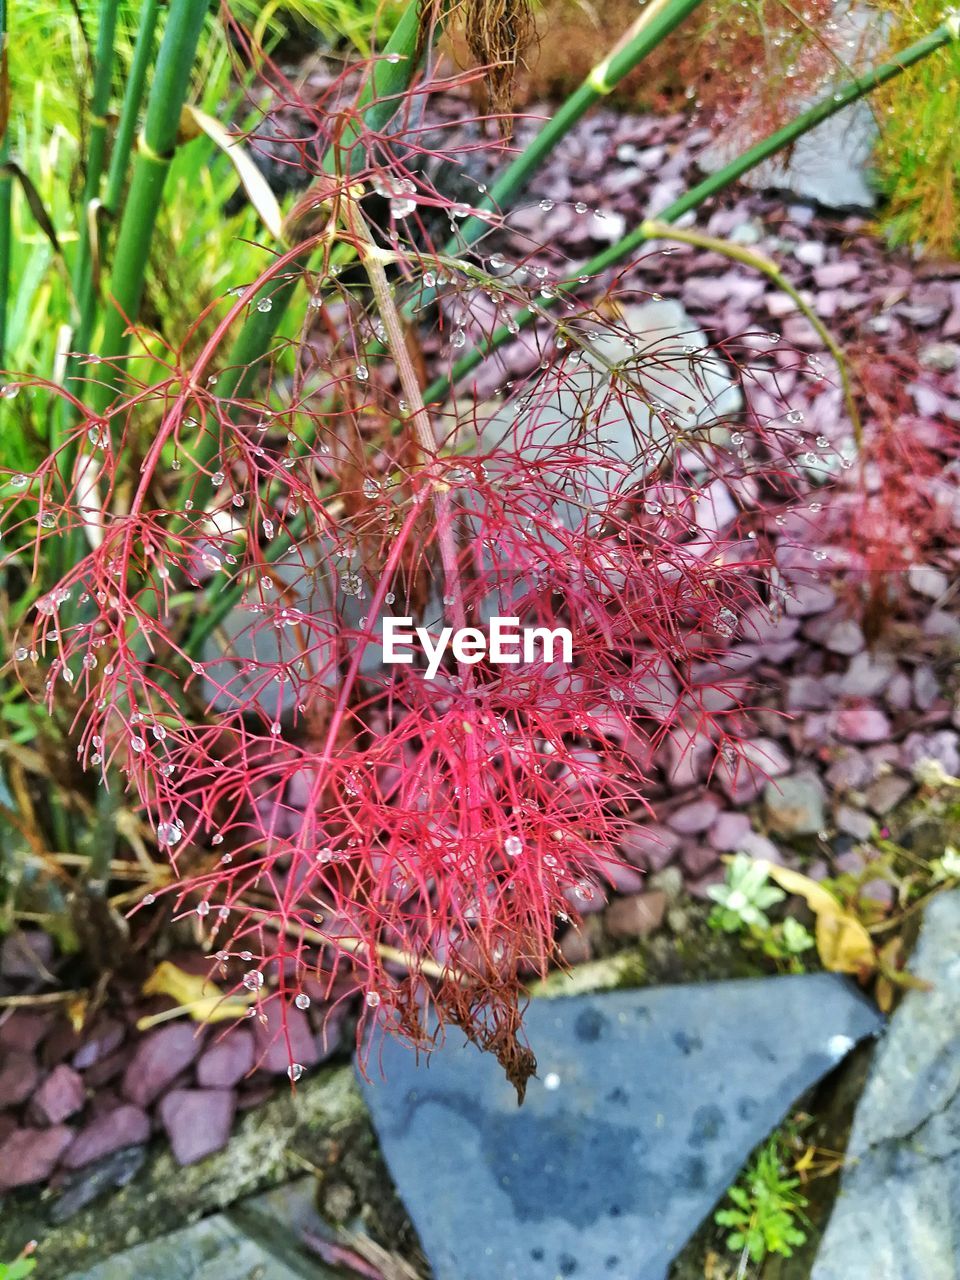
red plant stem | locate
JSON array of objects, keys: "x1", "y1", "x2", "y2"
[
  {"x1": 351, "y1": 210, "x2": 468, "y2": 641},
  {"x1": 347, "y1": 203, "x2": 488, "y2": 877},
  {"x1": 129, "y1": 235, "x2": 331, "y2": 525}
]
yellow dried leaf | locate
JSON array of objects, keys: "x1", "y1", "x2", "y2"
[
  {"x1": 875, "y1": 974, "x2": 895, "y2": 1014},
  {"x1": 767, "y1": 864, "x2": 876, "y2": 976},
  {"x1": 141, "y1": 961, "x2": 252, "y2": 1025},
  {"x1": 66, "y1": 994, "x2": 89, "y2": 1033},
  {"x1": 814, "y1": 909, "x2": 875, "y2": 976},
  {"x1": 179, "y1": 105, "x2": 283, "y2": 241},
  {"x1": 766, "y1": 864, "x2": 844, "y2": 917}
]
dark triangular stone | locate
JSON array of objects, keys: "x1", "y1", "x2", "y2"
[{"x1": 359, "y1": 974, "x2": 881, "y2": 1280}]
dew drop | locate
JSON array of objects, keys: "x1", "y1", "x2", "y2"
[{"x1": 715, "y1": 607, "x2": 737, "y2": 638}]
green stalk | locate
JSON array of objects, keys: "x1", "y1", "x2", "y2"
[
  {"x1": 446, "y1": 0, "x2": 706, "y2": 254},
  {"x1": 0, "y1": 0, "x2": 11, "y2": 368},
  {"x1": 325, "y1": 0, "x2": 424, "y2": 176},
  {"x1": 641, "y1": 218, "x2": 861, "y2": 442},
  {"x1": 104, "y1": 0, "x2": 163, "y2": 218},
  {"x1": 207, "y1": 0, "x2": 427, "y2": 409},
  {"x1": 72, "y1": 0, "x2": 121, "y2": 295},
  {"x1": 68, "y1": 0, "x2": 162, "y2": 406},
  {"x1": 109, "y1": 0, "x2": 442, "y2": 661},
  {"x1": 427, "y1": 21, "x2": 958, "y2": 402},
  {"x1": 92, "y1": 0, "x2": 208, "y2": 412}
]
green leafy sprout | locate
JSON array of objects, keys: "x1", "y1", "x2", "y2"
[
  {"x1": 707, "y1": 855, "x2": 815, "y2": 972},
  {"x1": 707, "y1": 854, "x2": 786, "y2": 933},
  {"x1": 714, "y1": 1130, "x2": 810, "y2": 1266}
]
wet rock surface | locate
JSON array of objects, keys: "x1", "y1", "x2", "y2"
[
  {"x1": 361, "y1": 977, "x2": 881, "y2": 1280},
  {"x1": 0, "y1": 1065, "x2": 368, "y2": 1279},
  {"x1": 65, "y1": 1209, "x2": 337, "y2": 1280},
  {"x1": 812, "y1": 890, "x2": 960, "y2": 1280}
]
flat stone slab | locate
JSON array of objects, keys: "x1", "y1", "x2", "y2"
[
  {"x1": 812, "y1": 890, "x2": 960, "y2": 1280},
  {"x1": 699, "y1": 104, "x2": 877, "y2": 211},
  {"x1": 360, "y1": 975, "x2": 881, "y2": 1280},
  {"x1": 697, "y1": 5, "x2": 887, "y2": 212},
  {"x1": 65, "y1": 1210, "x2": 337, "y2": 1280}
]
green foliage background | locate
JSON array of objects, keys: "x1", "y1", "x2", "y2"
[{"x1": 873, "y1": 0, "x2": 960, "y2": 256}]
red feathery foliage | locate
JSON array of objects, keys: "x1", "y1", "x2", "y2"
[{"x1": 0, "y1": 18, "x2": 845, "y2": 1090}]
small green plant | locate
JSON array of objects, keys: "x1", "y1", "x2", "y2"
[
  {"x1": 707, "y1": 854, "x2": 785, "y2": 933},
  {"x1": 715, "y1": 1131, "x2": 810, "y2": 1267},
  {"x1": 707, "y1": 856, "x2": 815, "y2": 972},
  {"x1": 0, "y1": 1243, "x2": 38, "y2": 1279},
  {"x1": 932, "y1": 844, "x2": 960, "y2": 883},
  {"x1": 762, "y1": 915, "x2": 816, "y2": 968}
]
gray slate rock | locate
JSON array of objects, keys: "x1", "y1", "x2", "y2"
[
  {"x1": 484, "y1": 298, "x2": 741, "y2": 533},
  {"x1": 697, "y1": 1, "x2": 886, "y2": 212},
  {"x1": 361, "y1": 976, "x2": 881, "y2": 1280},
  {"x1": 65, "y1": 1210, "x2": 337, "y2": 1280},
  {"x1": 764, "y1": 772, "x2": 827, "y2": 837},
  {"x1": 812, "y1": 890, "x2": 960, "y2": 1280},
  {"x1": 699, "y1": 103, "x2": 878, "y2": 211}
]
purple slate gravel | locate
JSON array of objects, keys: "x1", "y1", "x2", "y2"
[
  {"x1": 28, "y1": 1064, "x2": 86, "y2": 1126},
  {"x1": 158, "y1": 1089, "x2": 237, "y2": 1167},
  {"x1": 196, "y1": 1029, "x2": 256, "y2": 1089},
  {"x1": 121, "y1": 1023, "x2": 205, "y2": 1107},
  {"x1": 61, "y1": 1104, "x2": 150, "y2": 1170},
  {"x1": 252, "y1": 1004, "x2": 320, "y2": 1075},
  {"x1": 0, "y1": 1125, "x2": 74, "y2": 1189},
  {"x1": 0, "y1": 1049, "x2": 39, "y2": 1108}
]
